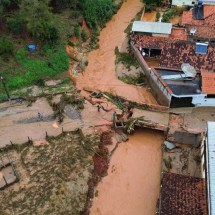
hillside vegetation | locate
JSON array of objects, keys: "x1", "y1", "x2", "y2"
[{"x1": 0, "y1": 0, "x2": 120, "y2": 101}]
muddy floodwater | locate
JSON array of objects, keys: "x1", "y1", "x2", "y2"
[
  {"x1": 76, "y1": 0, "x2": 157, "y2": 105},
  {"x1": 74, "y1": 0, "x2": 165, "y2": 214},
  {"x1": 90, "y1": 129, "x2": 164, "y2": 215}
]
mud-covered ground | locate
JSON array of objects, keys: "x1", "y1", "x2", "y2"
[
  {"x1": 0, "y1": 130, "x2": 104, "y2": 215},
  {"x1": 162, "y1": 144, "x2": 204, "y2": 178}
]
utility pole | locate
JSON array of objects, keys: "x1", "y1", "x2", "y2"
[{"x1": 0, "y1": 75, "x2": 11, "y2": 101}]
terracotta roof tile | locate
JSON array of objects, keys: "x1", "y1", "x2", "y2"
[
  {"x1": 131, "y1": 34, "x2": 215, "y2": 72},
  {"x1": 201, "y1": 72, "x2": 215, "y2": 94},
  {"x1": 204, "y1": 13, "x2": 215, "y2": 26},
  {"x1": 182, "y1": 5, "x2": 215, "y2": 26},
  {"x1": 204, "y1": 5, "x2": 215, "y2": 18},
  {"x1": 160, "y1": 172, "x2": 207, "y2": 215},
  {"x1": 187, "y1": 25, "x2": 215, "y2": 39},
  {"x1": 170, "y1": 28, "x2": 188, "y2": 40},
  {"x1": 182, "y1": 10, "x2": 204, "y2": 26}
]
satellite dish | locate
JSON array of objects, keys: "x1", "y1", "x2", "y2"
[{"x1": 181, "y1": 63, "x2": 197, "y2": 78}]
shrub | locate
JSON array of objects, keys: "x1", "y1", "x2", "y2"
[
  {"x1": 156, "y1": 12, "x2": 161, "y2": 21},
  {"x1": 81, "y1": 0, "x2": 117, "y2": 29},
  {"x1": 43, "y1": 24, "x2": 59, "y2": 44},
  {"x1": 81, "y1": 29, "x2": 88, "y2": 42},
  {"x1": 0, "y1": 37, "x2": 14, "y2": 60},
  {"x1": 162, "y1": 8, "x2": 177, "y2": 22},
  {"x1": 74, "y1": 25, "x2": 81, "y2": 38},
  {"x1": 161, "y1": 14, "x2": 170, "y2": 22},
  {"x1": 6, "y1": 15, "x2": 27, "y2": 35},
  {"x1": 145, "y1": 3, "x2": 156, "y2": 12}
]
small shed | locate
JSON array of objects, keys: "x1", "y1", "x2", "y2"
[{"x1": 132, "y1": 21, "x2": 172, "y2": 36}]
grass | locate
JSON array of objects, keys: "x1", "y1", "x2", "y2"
[
  {"x1": 115, "y1": 47, "x2": 139, "y2": 69},
  {"x1": 0, "y1": 8, "x2": 81, "y2": 99},
  {"x1": 119, "y1": 72, "x2": 145, "y2": 85}
]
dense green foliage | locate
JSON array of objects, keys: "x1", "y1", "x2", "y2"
[
  {"x1": 81, "y1": 0, "x2": 117, "y2": 29},
  {"x1": 142, "y1": 0, "x2": 162, "y2": 12},
  {"x1": 162, "y1": 8, "x2": 177, "y2": 22},
  {"x1": 0, "y1": 37, "x2": 14, "y2": 60},
  {"x1": 115, "y1": 47, "x2": 139, "y2": 69},
  {"x1": 0, "y1": 0, "x2": 121, "y2": 98}
]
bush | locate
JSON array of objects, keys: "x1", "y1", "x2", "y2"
[
  {"x1": 81, "y1": 29, "x2": 88, "y2": 42},
  {"x1": 156, "y1": 12, "x2": 161, "y2": 21},
  {"x1": 161, "y1": 14, "x2": 170, "y2": 22},
  {"x1": 43, "y1": 24, "x2": 59, "y2": 44},
  {"x1": 6, "y1": 15, "x2": 27, "y2": 35},
  {"x1": 162, "y1": 8, "x2": 177, "y2": 22},
  {"x1": 0, "y1": 37, "x2": 14, "y2": 60},
  {"x1": 145, "y1": 3, "x2": 156, "y2": 12},
  {"x1": 81, "y1": 0, "x2": 117, "y2": 29},
  {"x1": 74, "y1": 25, "x2": 81, "y2": 38}
]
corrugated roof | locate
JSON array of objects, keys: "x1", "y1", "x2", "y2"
[
  {"x1": 201, "y1": 0, "x2": 215, "y2": 4},
  {"x1": 132, "y1": 21, "x2": 172, "y2": 35},
  {"x1": 201, "y1": 72, "x2": 215, "y2": 94},
  {"x1": 172, "y1": 0, "x2": 197, "y2": 6},
  {"x1": 207, "y1": 122, "x2": 215, "y2": 215}
]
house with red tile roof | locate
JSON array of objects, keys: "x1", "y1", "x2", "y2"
[
  {"x1": 159, "y1": 172, "x2": 207, "y2": 215},
  {"x1": 130, "y1": 7, "x2": 215, "y2": 107}
]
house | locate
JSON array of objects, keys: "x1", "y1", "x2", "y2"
[{"x1": 130, "y1": 6, "x2": 215, "y2": 107}]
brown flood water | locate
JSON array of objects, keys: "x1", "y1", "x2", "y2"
[
  {"x1": 73, "y1": 0, "x2": 164, "y2": 214},
  {"x1": 90, "y1": 129, "x2": 164, "y2": 215},
  {"x1": 76, "y1": 0, "x2": 157, "y2": 105}
]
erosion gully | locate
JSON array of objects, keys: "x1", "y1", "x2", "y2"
[{"x1": 75, "y1": 0, "x2": 164, "y2": 214}]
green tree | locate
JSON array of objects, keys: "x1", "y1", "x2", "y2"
[
  {"x1": 50, "y1": 0, "x2": 80, "y2": 12},
  {"x1": 6, "y1": 14, "x2": 27, "y2": 35},
  {"x1": 0, "y1": 0, "x2": 20, "y2": 11},
  {"x1": 81, "y1": 29, "x2": 88, "y2": 42},
  {"x1": 81, "y1": 0, "x2": 116, "y2": 29},
  {"x1": 74, "y1": 25, "x2": 81, "y2": 38},
  {"x1": 19, "y1": 0, "x2": 52, "y2": 40}
]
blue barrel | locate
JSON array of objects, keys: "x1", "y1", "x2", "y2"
[{"x1": 28, "y1": 44, "x2": 36, "y2": 53}]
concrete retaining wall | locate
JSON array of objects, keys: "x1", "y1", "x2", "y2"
[{"x1": 131, "y1": 43, "x2": 171, "y2": 106}]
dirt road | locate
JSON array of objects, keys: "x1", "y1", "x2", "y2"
[{"x1": 76, "y1": 0, "x2": 157, "y2": 105}]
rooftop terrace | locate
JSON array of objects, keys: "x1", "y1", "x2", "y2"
[{"x1": 155, "y1": 68, "x2": 201, "y2": 95}]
